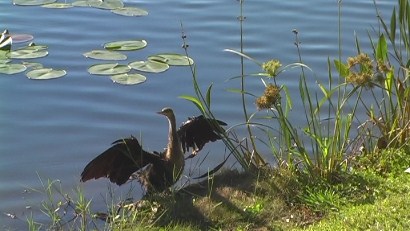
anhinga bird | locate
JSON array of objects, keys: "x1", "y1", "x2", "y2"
[{"x1": 80, "y1": 107, "x2": 226, "y2": 193}]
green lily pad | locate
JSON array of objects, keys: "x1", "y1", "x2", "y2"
[
  {"x1": 129, "y1": 60, "x2": 169, "y2": 73},
  {"x1": 111, "y1": 7, "x2": 148, "y2": 17},
  {"x1": 42, "y1": 3, "x2": 73, "y2": 8},
  {"x1": 148, "y1": 53, "x2": 194, "y2": 66},
  {"x1": 0, "y1": 58, "x2": 11, "y2": 64},
  {"x1": 87, "y1": 0, "x2": 123, "y2": 10},
  {"x1": 22, "y1": 61, "x2": 44, "y2": 69},
  {"x1": 104, "y1": 40, "x2": 147, "y2": 51},
  {"x1": 10, "y1": 48, "x2": 48, "y2": 59},
  {"x1": 26, "y1": 68, "x2": 66, "y2": 79},
  {"x1": 71, "y1": 0, "x2": 88, "y2": 7},
  {"x1": 0, "y1": 63, "x2": 27, "y2": 75},
  {"x1": 111, "y1": 73, "x2": 147, "y2": 85},
  {"x1": 0, "y1": 51, "x2": 10, "y2": 60},
  {"x1": 13, "y1": 0, "x2": 56, "y2": 6},
  {"x1": 83, "y1": 50, "x2": 127, "y2": 61},
  {"x1": 88, "y1": 63, "x2": 131, "y2": 75}
]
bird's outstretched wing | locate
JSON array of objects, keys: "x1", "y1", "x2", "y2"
[
  {"x1": 81, "y1": 136, "x2": 159, "y2": 186},
  {"x1": 178, "y1": 115, "x2": 227, "y2": 156}
]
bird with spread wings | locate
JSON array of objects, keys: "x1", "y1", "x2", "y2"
[{"x1": 80, "y1": 107, "x2": 227, "y2": 193}]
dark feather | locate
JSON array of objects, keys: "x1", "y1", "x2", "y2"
[
  {"x1": 178, "y1": 115, "x2": 227, "y2": 155},
  {"x1": 81, "y1": 136, "x2": 160, "y2": 186}
]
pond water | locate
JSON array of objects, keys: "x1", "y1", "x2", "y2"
[{"x1": 0, "y1": 0, "x2": 396, "y2": 229}]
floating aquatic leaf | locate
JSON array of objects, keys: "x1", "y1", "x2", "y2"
[
  {"x1": 83, "y1": 50, "x2": 127, "y2": 61},
  {"x1": 71, "y1": 0, "x2": 88, "y2": 7},
  {"x1": 0, "y1": 63, "x2": 27, "y2": 75},
  {"x1": 148, "y1": 53, "x2": 194, "y2": 66},
  {"x1": 22, "y1": 61, "x2": 44, "y2": 69},
  {"x1": 26, "y1": 68, "x2": 66, "y2": 79},
  {"x1": 87, "y1": 0, "x2": 123, "y2": 10},
  {"x1": 10, "y1": 44, "x2": 48, "y2": 59},
  {"x1": 0, "y1": 51, "x2": 10, "y2": 60},
  {"x1": 10, "y1": 34, "x2": 34, "y2": 44},
  {"x1": 129, "y1": 60, "x2": 169, "y2": 73},
  {"x1": 41, "y1": 3, "x2": 73, "y2": 8},
  {"x1": 13, "y1": 0, "x2": 56, "y2": 6},
  {"x1": 11, "y1": 48, "x2": 48, "y2": 59},
  {"x1": 104, "y1": 40, "x2": 147, "y2": 51},
  {"x1": 88, "y1": 63, "x2": 130, "y2": 75},
  {"x1": 111, "y1": 7, "x2": 148, "y2": 17},
  {"x1": 111, "y1": 73, "x2": 146, "y2": 85},
  {"x1": 0, "y1": 58, "x2": 11, "y2": 64}
]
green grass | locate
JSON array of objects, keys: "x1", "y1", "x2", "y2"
[{"x1": 298, "y1": 173, "x2": 410, "y2": 231}]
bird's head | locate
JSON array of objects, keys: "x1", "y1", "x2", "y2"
[{"x1": 157, "y1": 107, "x2": 174, "y2": 118}]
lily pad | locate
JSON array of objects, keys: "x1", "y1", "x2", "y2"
[
  {"x1": 22, "y1": 61, "x2": 44, "y2": 69},
  {"x1": 0, "y1": 63, "x2": 27, "y2": 75},
  {"x1": 129, "y1": 60, "x2": 169, "y2": 73},
  {"x1": 83, "y1": 50, "x2": 127, "y2": 61},
  {"x1": 71, "y1": 0, "x2": 88, "y2": 7},
  {"x1": 10, "y1": 44, "x2": 48, "y2": 59},
  {"x1": 111, "y1": 7, "x2": 148, "y2": 17},
  {"x1": 11, "y1": 48, "x2": 48, "y2": 59},
  {"x1": 104, "y1": 40, "x2": 147, "y2": 51},
  {"x1": 111, "y1": 73, "x2": 146, "y2": 85},
  {"x1": 13, "y1": 0, "x2": 56, "y2": 6},
  {"x1": 26, "y1": 68, "x2": 66, "y2": 79},
  {"x1": 88, "y1": 63, "x2": 131, "y2": 75},
  {"x1": 148, "y1": 53, "x2": 194, "y2": 66},
  {"x1": 10, "y1": 34, "x2": 34, "y2": 44},
  {"x1": 42, "y1": 3, "x2": 73, "y2": 8},
  {"x1": 87, "y1": 0, "x2": 123, "y2": 10}
]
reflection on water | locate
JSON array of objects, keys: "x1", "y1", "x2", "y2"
[{"x1": 0, "y1": 0, "x2": 395, "y2": 229}]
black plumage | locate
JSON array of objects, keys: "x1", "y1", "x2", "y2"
[{"x1": 80, "y1": 107, "x2": 226, "y2": 193}]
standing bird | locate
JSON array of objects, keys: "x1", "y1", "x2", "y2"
[{"x1": 80, "y1": 107, "x2": 226, "y2": 193}]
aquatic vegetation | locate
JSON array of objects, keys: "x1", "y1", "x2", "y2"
[{"x1": 0, "y1": 29, "x2": 66, "y2": 79}]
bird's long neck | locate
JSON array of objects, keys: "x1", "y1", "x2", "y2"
[
  {"x1": 165, "y1": 112, "x2": 182, "y2": 160},
  {"x1": 164, "y1": 112, "x2": 185, "y2": 182}
]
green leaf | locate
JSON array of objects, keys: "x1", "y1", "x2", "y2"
[
  {"x1": 206, "y1": 84, "x2": 213, "y2": 108},
  {"x1": 104, "y1": 40, "x2": 147, "y2": 51},
  {"x1": 376, "y1": 34, "x2": 387, "y2": 61},
  {"x1": 26, "y1": 68, "x2": 66, "y2": 79},
  {"x1": 385, "y1": 68, "x2": 394, "y2": 96},
  {"x1": 87, "y1": 0, "x2": 123, "y2": 10},
  {"x1": 128, "y1": 60, "x2": 169, "y2": 73},
  {"x1": 22, "y1": 61, "x2": 43, "y2": 69},
  {"x1": 148, "y1": 53, "x2": 194, "y2": 66},
  {"x1": 333, "y1": 60, "x2": 349, "y2": 77},
  {"x1": 88, "y1": 63, "x2": 131, "y2": 75},
  {"x1": 110, "y1": 73, "x2": 146, "y2": 85},
  {"x1": 41, "y1": 3, "x2": 73, "y2": 8},
  {"x1": 83, "y1": 50, "x2": 127, "y2": 61},
  {"x1": 71, "y1": 0, "x2": 88, "y2": 7},
  {"x1": 10, "y1": 48, "x2": 48, "y2": 59},
  {"x1": 179, "y1": 95, "x2": 205, "y2": 114},
  {"x1": 111, "y1": 7, "x2": 148, "y2": 17},
  {"x1": 390, "y1": 7, "x2": 396, "y2": 42},
  {"x1": 0, "y1": 63, "x2": 27, "y2": 75},
  {"x1": 13, "y1": 0, "x2": 56, "y2": 6}
]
